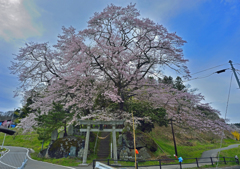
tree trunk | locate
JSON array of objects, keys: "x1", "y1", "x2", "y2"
[
  {"x1": 64, "y1": 121, "x2": 68, "y2": 137},
  {"x1": 119, "y1": 91, "x2": 125, "y2": 111},
  {"x1": 119, "y1": 102, "x2": 124, "y2": 111},
  {"x1": 41, "y1": 139, "x2": 44, "y2": 151}
]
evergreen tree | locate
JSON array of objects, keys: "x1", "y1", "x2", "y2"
[
  {"x1": 129, "y1": 101, "x2": 168, "y2": 132},
  {"x1": 161, "y1": 76, "x2": 174, "y2": 85},
  {"x1": 174, "y1": 76, "x2": 186, "y2": 91},
  {"x1": 34, "y1": 102, "x2": 74, "y2": 141}
]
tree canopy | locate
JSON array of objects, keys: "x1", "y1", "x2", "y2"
[{"x1": 10, "y1": 3, "x2": 231, "y2": 135}]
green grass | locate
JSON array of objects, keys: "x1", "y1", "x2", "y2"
[
  {"x1": 32, "y1": 154, "x2": 81, "y2": 166},
  {"x1": 219, "y1": 145, "x2": 240, "y2": 157},
  {"x1": 147, "y1": 126, "x2": 240, "y2": 167},
  {"x1": 0, "y1": 129, "x2": 50, "y2": 152},
  {"x1": 1, "y1": 127, "x2": 239, "y2": 168},
  {"x1": 0, "y1": 147, "x2": 7, "y2": 157},
  {"x1": 0, "y1": 148, "x2": 7, "y2": 152},
  {"x1": 0, "y1": 129, "x2": 98, "y2": 166}
]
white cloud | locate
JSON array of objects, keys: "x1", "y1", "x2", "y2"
[
  {"x1": 139, "y1": 0, "x2": 204, "y2": 23},
  {"x1": 0, "y1": 0, "x2": 43, "y2": 41}
]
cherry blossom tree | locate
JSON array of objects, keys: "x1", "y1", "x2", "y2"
[{"x1": 10, "y1": 3, "x2": 231, "y2": 134}]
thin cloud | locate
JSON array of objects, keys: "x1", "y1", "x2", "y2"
[
  {"x1": 139, "y1": 0, "x2": 204, "y2": 23},
  {"x1": 0, "y1": 0, "x2": 43, "y2": 41}
]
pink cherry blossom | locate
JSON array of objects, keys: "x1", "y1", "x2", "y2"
[{"x1": 10, "y1": 3, "x2": 230, "y2": 135}]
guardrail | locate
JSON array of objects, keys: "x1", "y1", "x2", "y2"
[
  {"x1": 93, "y1": 156, "x2": 239, "y2": 169},
  {"x1": 18, "y1": 158, "x2": 28, "y2": 169}
]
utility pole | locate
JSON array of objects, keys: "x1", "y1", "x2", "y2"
[
  {"x1": 229, "y1": 60, "x2": 240, "y2": 88},
  {"x1": 170, "y1": 119, "x2": 178, "y2": 156},
  {"x1": 11, "y1": 108, "x2": 15, "y2": 128}
]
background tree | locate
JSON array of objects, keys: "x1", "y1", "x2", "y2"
[
  {"x1": 173, "y1": 76, "x2": 186, "y2": 91},
  {"x1": 34, "y1": 102, "x2": 73, "y2": 137},
  {"x1": 130, "y1": 101, "x2": 168, "y2": 132}
]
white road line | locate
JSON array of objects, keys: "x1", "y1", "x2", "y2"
[
  {"x1": 14, "y1": 146, "x2": 76, "y2": 169},
  {"x1": 0, "y1": 148, "x2": 18, "y2": 168},
  {"x1": 26, "y1": 148, "x2": 76, "y2": 169},
  {"x1": 4, "y1": 146, "x2": 76, "y2": 169},
  {"x1": 0, "y1": 160, "x2": 18, "y2": 169}
]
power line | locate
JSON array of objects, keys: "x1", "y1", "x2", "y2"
[
  {"x1": 183, "y1": 68, "x2": 230, "y2": 82},
  {"x1": 183, "y1": 72, "x2": 215, "y2": 82},
  {"x1": 189, "y1": 63, "x2": 228, "y2": 76}
]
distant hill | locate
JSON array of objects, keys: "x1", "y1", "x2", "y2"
[{"x1": 0, "y1": 111, "x2": 14, "y2": 122}]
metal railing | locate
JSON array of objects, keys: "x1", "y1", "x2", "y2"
[{"x1": 93, "y1": 156, "x2": 239, "y2": 169}]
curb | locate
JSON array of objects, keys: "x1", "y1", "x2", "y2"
[{"x1": 0, "y1": 148, "x2": 9, "y2": 158}]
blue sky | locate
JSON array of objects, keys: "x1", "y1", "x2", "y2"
[{"x1": 0, "y1": 0, "x2": 240, "y2": 123}]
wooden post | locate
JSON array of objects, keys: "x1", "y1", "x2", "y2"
[{"x1": 132, "y1": 110, "x2": 137, "y2": 169}]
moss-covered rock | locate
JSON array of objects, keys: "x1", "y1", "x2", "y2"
[
  {"x1": 47, "y1": 132, "x2": 96, "y2": 159},
  {"x1": 48, "y1": 136, "x2": 82, "y2": 158},
  {"x1": 140, "y1": 132, "x2": 158, "y2": 152},
  {"x1": 118, "y1": 130, "x2": 158, "y2": 160},
  {"x1": 122, "y1": 131, "x2": 157, "y2": 152}
]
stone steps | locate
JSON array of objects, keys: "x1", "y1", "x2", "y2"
[{"x1": 97, "y1": 132, "x2": 110, "y2": 159}]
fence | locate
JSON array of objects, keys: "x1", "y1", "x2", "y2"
[{"x1": 93, "y1": 156, "x2": 239, "y2": 169}]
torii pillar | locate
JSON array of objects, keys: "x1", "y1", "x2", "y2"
[
  {"x1": 79, "y1": 120, "x2": 124, "y2": 165},
  {"x1": 112, "y1": 124, "x2": 117, "y2": 163},
  {"x1": 82, "y1": 124, "x2": 90, "y2": 165}
]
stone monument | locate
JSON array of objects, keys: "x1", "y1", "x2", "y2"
[
  {"x1": 51, "y1": 129, "x2": 58, "y2": 141},
  {"x1": 68, "y1": 124, "x2": 74, "y2": 136},
  {"x1": 59, "y1": 131, "x2": 64, "y2": 138},
  {"x1": 69, "y1": 146, "x2": 76, "y2": 157}
]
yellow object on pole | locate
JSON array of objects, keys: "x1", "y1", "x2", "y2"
[{"x1": 132, "y1": 110, "x2": 137, "y2": 169}]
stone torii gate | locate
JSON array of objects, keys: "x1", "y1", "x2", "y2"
[{"x1": 79, "y1": 120, "x2": 124, "y2": 165}]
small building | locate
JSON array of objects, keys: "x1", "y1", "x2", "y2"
[{"x1": 0, "y1": 117, "x2": 14, "y2": 128}]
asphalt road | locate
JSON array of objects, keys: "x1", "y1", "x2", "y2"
[
  {"x1": 0, "y1": 146, "x2": 27, "y2": 169},
  {"x1": 1, "y1": 146, "x2": 76, "y2": 169},
  {"x1": 1, "y1": 144, "x2": 240, "y2": 169}
]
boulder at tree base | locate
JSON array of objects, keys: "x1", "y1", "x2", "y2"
[{"x1": 118, "y1": 131, "x2": 157, "y2": 160}]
